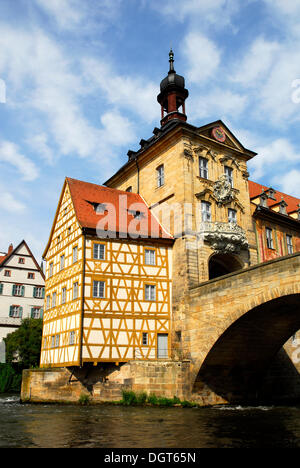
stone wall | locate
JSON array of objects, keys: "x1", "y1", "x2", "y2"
[{"x1": 21, "y1": 360, "x2": 192, "y2": 404}]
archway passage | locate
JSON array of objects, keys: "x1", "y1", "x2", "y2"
[
  {"x1": 208, "y1": 253, "x2": 243, "y2": 280},
  {"x1": 193, "y1": 294, "x2": 300, "y2": 404}
]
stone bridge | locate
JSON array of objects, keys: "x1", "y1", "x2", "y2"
[{"x1": 186, "y1": 252, "x2": 300, "y2": 404}]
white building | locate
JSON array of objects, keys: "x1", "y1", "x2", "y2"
[{"x1": 0, "y1": 241, "x2": 45, "y2": 344}]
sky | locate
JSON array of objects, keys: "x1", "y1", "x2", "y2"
[{"x1": 0, "y1": 0, "x2": 300, "y2": 262}]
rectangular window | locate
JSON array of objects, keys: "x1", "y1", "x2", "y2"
[
  {"x1": 142, "y1": 333, "x2": 148, "y2": 346},
  {"x1": 145, "y1": 284, "x2": 156, "y2": 301},
  {"x1": 201, "y1": 201, "x2": 211, "y2": 222},
  {"x1": 93, "y1": 243, "x2": 105, "y2": 260},
  {"x1": 33, "y1": 287, "x2": 44, "y2": 298},
  {"x1": 69, "y1": 331, "x2": 75, "y2": 345},
  {"x1": 31, "y1": 307, "x2": 42, "y2": 319},
  {"x1": 46, "y1": 295, "x2": 50, "y2": 310},
  {"x1": 9, "y1": 306, "x2": 23, "y2": 318},
  {"x1": 4, "y1": 270, "x2": 11, "y2": 277},
  {"x1": 52, "y1": 292, "x2": 57, "y2": 308},
  {"x1": 224, "y1": 166, "x2": 233, "y2": 187},
  {"x1": 18, "y1": 257, "x2": 25, "y2": 264},
  {"x1": 51, "y1": 336, "x2": 55, "y2": 348},
  {"x1": 156, "y1": 164, "x2": 164, "y2": 188},
  {"x1": 13, "y1": 284, "x2": 24, "y2": 297},
  {"x1": 62, "y1": 287, "x2": 66, "y2": 304},
  {"x1": 287, "y1": 235, "x2": 293, "y2": 254},
  {"x1": 266, "y1": 228, "x2": 274, "y2": 249},
  {"x1": 73, "y1": 282, "x2": 79, "y2": 300},
  {"x1": 28, "y1": 272, "x2": 35, "y2": 279},
  {"x1": 93, "y1": 280, "x2": 105, "y2": 298},
  {"x1": 199, "y1": 157, "x2": 208, "y2": 179},
  {"x1": 145, "y1": 249, "x2": 156, "y2": 265},
  {"x1": 60, "y1": 255, "x2": 65, "y2": 271},
  {"x1": 73, "y1": 246, "x2": 78, "y2": 264},
  {"x1": 228, "y1": 208, "x2": 237, "y2": 224},
  {"x1": 49, "y1": 262, "x2": 53, "y2": 278},
  {"x1": 55, "y1": 334, "x2": 60, "y2": 348}
]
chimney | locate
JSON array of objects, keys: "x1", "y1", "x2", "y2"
[{"x1": 8, "y1": 243, "x2": 13, "y2": 255}]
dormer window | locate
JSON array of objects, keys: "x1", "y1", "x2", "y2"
[
  {"x1": 267, "y1": 188, "x2": 276, "y2": 200},
  {"x1": 126, "y1": 186, "x2": 132, "y2": 192},
  {"x1": 259, "y1": 192, "x2": 268, "y2": 208},
  {"x1": 279, "y1": 199, "x2": 287, "y2": 215},
  {"x1": 94, "y1": 203, "x2": 107, "y2": 215}
]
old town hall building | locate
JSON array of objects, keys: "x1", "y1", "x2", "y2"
[{"x1": 37, "y1": 51, "x2": 300, "y2": 404}]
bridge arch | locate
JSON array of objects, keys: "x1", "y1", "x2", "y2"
[{"x1": 192, "y1": 294, "x2": 300, "y2": 403}]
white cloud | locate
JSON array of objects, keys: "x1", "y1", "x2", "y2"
[
  {"x1": 0, "y1": 191, "x2": 26, "y2": 213},
  {"x1": 231, "y1": 37, "x2": 280, "y2": 87},
  {"x1": 151, "y1": 0, "x2": 240, "y2": 27},
  {"x1": 272, "y1": 169, "x2": 300, "y2": 198},
  {"x1": 189, "y1": 88, "x2": 247, "y2": 122},
  {"x1": 82, "y1": 58, "x2": 158, "y2": 123},
  {"x1": 27, "y1": 133, "x2": 54, "y2": 164},
  {"x1": 181, "y1": 32, "x2": 221, "y2": 84},
  {"x1": 0, "y1": 140, "x2": 39, "y2": 181},
  {"x1": 35, "y1": 0, "x2": 84, "y2": 29},
  {"x1": 249, "y1": 138, "x2": 300, "y2": 180}
]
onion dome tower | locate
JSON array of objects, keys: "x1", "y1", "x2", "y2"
[{"x1": 157, "y1": 49, "x2": 189, "y2": 127}]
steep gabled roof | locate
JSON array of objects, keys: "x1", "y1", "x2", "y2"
[
  {"x1": 0, "y1": 240, "x2": 45, "y2": 279},
  {"x1": 43, "y1": 177, "x2": 173, "y2": 258},
  {"x1": 67, "y1": 177, "x2": 173, "y2": 239}
]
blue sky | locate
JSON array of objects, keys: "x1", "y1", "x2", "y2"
[{"x1": 0, "y1": 0, "x2": 300, "y2": 261}]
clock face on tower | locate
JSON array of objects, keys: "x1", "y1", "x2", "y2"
[{"x1": 212, "y1": 126, "x2": 226, "y2": 143}]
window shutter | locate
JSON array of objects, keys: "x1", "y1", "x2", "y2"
[
  {"x1": 0, "y1": 284, "x2": 3, "y2": 295},
  {"x1": 19, "y1": 307, "x2": 23, "y2": 319},
  {"x1": 21, "y1": 286, "x2": 25, "y2": 297},
  {"x1": 40, "y1": 308, "x2": 44, "y2": 319},
  {"x1": 9, "y1": 306, "x2": 13, "y2": 317},
  {"x1": 33, "y1": 287, "x2": 36, "y2": 298},
  {"x1": 42, "y1": 288, "x2": 45, "y2": 299},
  {"x1": 31, "y1": 308, "x2": 34, "y2": 319},
  {"x1": 12, "y1": 285, "x2": 16, "y2": 296}
]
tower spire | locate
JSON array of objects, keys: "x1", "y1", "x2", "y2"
[
  {"x1": 157, "y1": 49, "x2": 189, "y2": 127},
  {"x1": 169, "y1": 48, "x2": 175, "y2": 74}
]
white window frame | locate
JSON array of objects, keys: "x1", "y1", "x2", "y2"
[
  {"x1": 224, "y1": 166, "x2": 233, "y2": 187},
  {"x1": 93, "y1": 243, "x2": 105, "y2": 260},
  {"x1": 286, "y1": 235, "x2": 293, "y2": 254},
  {"x1": 201, "y1": 201, "x2": 211, "y2": 222},
  {"x1": 93, "y1": 280, "x2": 105, "y2": 298},
  {"x1": 199, "y1": 157, "x2": 209, "y2": 179},
  {"x1": 266, "y1": 227, "x2": 274, "y2": 249},
  {"x1": 73, "y1": 246, "x2": 78, "y2": 263},
  {"x1": 156, "y1": 164, "x2": 164, "y2": 188},
  {"x1": 145, "y1": 249, "x2": 156, "y2": 266},
  {"x1": 62, "y1": 287, "x2": 67, "y2": 304},
  {"x1": 69, "y1": 331, "x2": 75, "y2": 345},
  {"x1": 73, "y1": 282, "x2": 79, "y2": 300},
  {"x1": 52, "y1": 292, "x2": 57, "y2": 308},
  {"x1": 228, "y1": 208, "x2": 237, "y2": 224},
  {"x1": 145, "y1": 284, "x2": 156, "y2": 301}
]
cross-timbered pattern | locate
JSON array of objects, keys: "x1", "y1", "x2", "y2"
[{"x1": 40, "y1": 178, "x2": 173, "y2": 368}]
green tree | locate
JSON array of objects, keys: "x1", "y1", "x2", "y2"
[{"x1": 4, "y1": 318, "x2": 43, "y2": 369}]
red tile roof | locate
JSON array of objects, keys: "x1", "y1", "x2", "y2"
[
  {"x1": 66, "y1": 178, "x2": 173, "y2": 240},
  {"x1": 248, "y1": 180, "x2": 300, "y2": 215}
]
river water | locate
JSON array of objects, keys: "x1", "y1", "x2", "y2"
[{"x1": 1, "y1": 394, "x2": 300, "y2": 448}]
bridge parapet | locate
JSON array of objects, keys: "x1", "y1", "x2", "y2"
[{"x1": 184, "y1": 252, "x2": 300, "y2": 379}]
